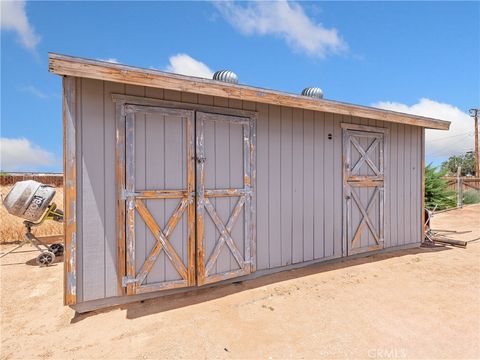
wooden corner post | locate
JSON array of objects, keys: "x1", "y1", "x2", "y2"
[
  {"x1": 63, "y1": 76, "x2": 77, "y2": 305},
  {"x1": 421, "y1": 128, "x2": 426, "y2": 242}
]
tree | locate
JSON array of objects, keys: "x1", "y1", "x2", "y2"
[
  {"x1": 424, "y1": 164, "x2": 456, "y2": 210},
  {"x1": 440, "y1": 152, "x2": 476, "y2": 176}
]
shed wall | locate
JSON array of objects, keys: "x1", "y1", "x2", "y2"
[{"x1": 72, "y1": 77, "x2": 422, "y2": 303}]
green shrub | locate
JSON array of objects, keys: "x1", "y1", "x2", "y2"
[
  {"x1": 424, "y1": 164, "x2": 456, "y2": 210},
  {"x1": 463, "y1": 189, "x2": 480, "y2": 205}
]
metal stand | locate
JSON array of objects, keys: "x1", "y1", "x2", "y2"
[{"x1": 0, "y1": 204, "x2": 64, "y2": 266}]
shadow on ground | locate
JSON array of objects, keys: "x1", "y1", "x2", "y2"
[{"x1": 70, "y1": 244, "x2": 453, "y2": 323}]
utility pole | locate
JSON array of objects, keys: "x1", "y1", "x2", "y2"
[{"x1": 469, "y1": 108, "x2": 479, "y2": 176}]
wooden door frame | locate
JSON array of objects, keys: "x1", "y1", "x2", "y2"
[
  {"x1": 196, "y1": 111, "x2": 257, "y2": 286},
  {"x1": 341, "y1": 123, "x2": 389, "y2": 257},
  {"x1": 114, "y1": 94, "x2": 258, "y2": 296},
  {"x1": 116, "y1": 104, "x2": 196, "y2": 295}
]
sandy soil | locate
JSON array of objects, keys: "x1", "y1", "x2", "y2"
[{"x1": 1, "y1": 205, "x2": 479, "y2": 359}]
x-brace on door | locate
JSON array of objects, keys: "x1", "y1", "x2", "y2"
[
  {"x1": 122, "y1": 104, "x2": 196, "y2": 295},
  {"x1": 118, "y1": 105, "x2": 256, "y2": 294},
  {"x1": 196, "y1": 112, "x2": 256, "y2": 286},
  {"x1": 343, "y1": 125, "x2": 386, "y2": 256}
]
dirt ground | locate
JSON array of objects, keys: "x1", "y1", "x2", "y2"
[{"x1": 1, "y1": 205, "x2": 479, "y2": 360}]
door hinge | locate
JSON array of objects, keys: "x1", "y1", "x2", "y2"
[
  {"x1": 122, "y1": 276, "x2": 139, "y2": 287},
  {"x1": 120, "y1": 189, "x2": 141, "y2": 200}
]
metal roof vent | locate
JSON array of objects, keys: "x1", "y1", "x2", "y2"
[
  {"x1": 301, "y1": 87, "x2": 324, "y2": 99},
  {"x1": 213, "y1": 70, "x2": 239, "y2": 84}
]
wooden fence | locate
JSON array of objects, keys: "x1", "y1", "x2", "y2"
[
  {"x1": 444, "y1": 176, "x2": 480, "y2": 192},
  {"x1": 0, "y1": 174, "x2": 64, "y2": 187}
]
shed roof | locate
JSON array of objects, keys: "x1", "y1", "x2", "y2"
[{"x1": 49, "y1": 53, "x2": 449, "y2": 130}]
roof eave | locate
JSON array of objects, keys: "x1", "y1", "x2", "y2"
[{"x1": 48, "y1": 53, "x2": 450, "y2": 131}]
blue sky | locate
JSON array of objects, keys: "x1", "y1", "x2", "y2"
[{"x1": 1, "y1": 1, "x2": 479, "y2": 172}]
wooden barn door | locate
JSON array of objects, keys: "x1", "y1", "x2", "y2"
[
  {"x1": 343, "y1": 125, "x2": 385, "y2": 255},
  {"x1": 196, "y1": 112, "x2": 256, "y2": 286},
  {"x1": 122, "y1": 105, "x2": 195, "y2": 295}
]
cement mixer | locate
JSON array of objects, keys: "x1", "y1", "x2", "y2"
[{"x1": 1, "y1": 180, "x2": 64, "y2": 266}]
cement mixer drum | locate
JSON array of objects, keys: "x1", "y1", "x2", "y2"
[{"x1": 3, "y1": 180, "x2": 56, "y2": 222}]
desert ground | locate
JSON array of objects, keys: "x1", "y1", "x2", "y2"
[{"x1": 1, "y1": 205, "x2": 479, "y2": 359}]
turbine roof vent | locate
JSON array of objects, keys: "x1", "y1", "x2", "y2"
[
  {"x1": 213, "y1": 70, "x2": 239, "y2": 84},
  {"x1": 301, "y1": 87, "x2": 324, "y2": 99}
]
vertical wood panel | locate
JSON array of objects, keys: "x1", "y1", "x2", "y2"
[
  {"x1": 104, "y1": 81, "x2": 124, "y2": 297},
  {"x1": 313, "y1": 111, "x2": 325, "y2": 259},
  {"x1": 397, "y1": 124, "x2": 405, "y2": 246},
  {"x1": 268, "y1": 105, "x2": 282, "y2": 268},
  {"x1": 333, "y1": 114, "x2": 343, "y2": 256},
  {"x1": 292, "y1": 108, "x2": 304, "y2": 264},
  {"x1": 281, "y1": 107, "x2": 293, "y2": 266},
  {"x1": 303, "y1": 110, "x2": 314, "y2": 262},
  {"x1": 81, "y1": 79, "x2": 105, "y2": 301},
  {"x1": 256, "y1": 103, "x2": 269, "y2": 270},
  {"x1": 404, "y1": 125, "x2": 412, "y2": 244},
  {"x1": 389, "y1": 123, "x2": 398, "y2": 247},
  {"x1": 324, "y1": 113, "x2": 334, "y2": 257}
]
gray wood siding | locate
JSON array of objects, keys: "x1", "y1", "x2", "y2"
[{"x1": 74, "y1": 78, "x2": 423, "y2": 302}]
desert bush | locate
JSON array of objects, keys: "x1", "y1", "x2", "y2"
[
  {"x1": 424, "y1": 164, "x2": 456, "y2": 210},
  {"x1": 463, "y1": 189, "x2": 480, "y2": 205}
]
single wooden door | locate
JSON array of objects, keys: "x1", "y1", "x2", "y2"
[
  {"x1": 123, "y1": 105, "x2": 195, "y2": 295},
  {"x1": 343, "y1": 127, "x2": 385, "y2": 255},
  {"x1": 196, "y1": 112, "x2": 256, "y2": 286}
]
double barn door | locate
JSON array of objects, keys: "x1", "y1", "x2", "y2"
[{"x1": 120, "y1": 105, "x2": 255, "y2": 295}]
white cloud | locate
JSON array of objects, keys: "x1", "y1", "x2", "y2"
[
  {"x1": 0, "y1": 138, "x2": 56, "y2": 171},
  {"x1": 213, "y1": 1, "x2": 347, "y2": 58},
  {"x1": 0, "y1": 0, "x2": 40, "y2": 51},
  {"x1": 372, "y1": 98, "x2": 477, "y2": 162},
  {"x1": 164, "y1": 54, "x2": 214, "y2": 78},
  {"x1": 20, "y1": 85, "x2": 49, "y2": 99},
  {"x1": 97, "y1": 58, "x2": 119, "y2": 64}
]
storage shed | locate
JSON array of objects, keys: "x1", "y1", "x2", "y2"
[{"x1": 48, "y1": 53, "x2": 450, "y2": 312}]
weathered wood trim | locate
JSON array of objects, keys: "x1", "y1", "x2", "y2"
[
  {"x1": 115, "y1": 103, "x2": 126, "y2": 296},
  {"x1": 111, "y1": 94, "x2": 257, "y2": 119},
  {"x1": 421, "y1": 128, "x2": 426, "y2": 241},
  {"x1": 125, "y1": 112, "x2": 136, "y2": 295},
  {"x1": 133, "y1": 190, "x2": 188, "y2": 199},
  {"x1": 250, "y1": 115, "x2": 257, "y2": 272},
  {"x1": 63, "y1": 76, "x2": 77, "y2": 305},
  {"x1": 204, "y1": 188, "x2": 247, "y2": 197},
  {"x1": 196, "y1": 114, "x2": 206, "y2": 285},
  {"x1": 341, "y1": 123, "x2": 391, "y2": 134},
  {"x1": 186, "y1": 111, "x2": 196, "y2": 286},
  {"x1": 72, "y1": 242, "x2": 420, "y2": 314},
  {"x1": 243, "y1": 122, "x2": 252, "y2": 273},
  {"x1": 196, "y1": 111, "x2": 256, "y2": 286},
  {"x1": 49, "y1": 54, "x2": 450, "y2": 130}
]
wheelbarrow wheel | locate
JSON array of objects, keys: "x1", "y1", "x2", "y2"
[
  {"x1": 50, "y1": 243, "x2": 64, "y2": 256},
  {"x1": 36, "y1": 251, "x2": 55, "y2": 266}
]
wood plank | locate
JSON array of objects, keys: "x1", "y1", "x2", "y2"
[
  {"x1": 313, "y1": 111, "x2": 325, "y2": 259},
  {"x1": 81, "y1": 79, "x2": 105, "y2": 301},
  {"x1": 281, "y1": 107, "x2": 293, "y2": 266},
  {"x1": 303, "y1": 110, "x2": 314, "y2": 262},
  {"x1": 292, "y1": 108, "x2": 303, "y2": 264},
  {"x1": 256, "y1": 103, "x2": 269, "y2": 270},
  {"x1": 268, "y1": 105, "x2": 282, "y2": 268},
  {"x1": 104, "y1": 81, "x2": 124, "y2": 298},
  {"x1": 49, "y1": 54, "x2": 450, "y2": 130},
  {"x1": 63, "y1": 76, "x2": 77, "y2": 305},
  {"x1": 324, "y1": 113, "x2": 334, "y2": 257},
  {"x1": 333, "y1": 114, "x2": 343, "y2": 256}
]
